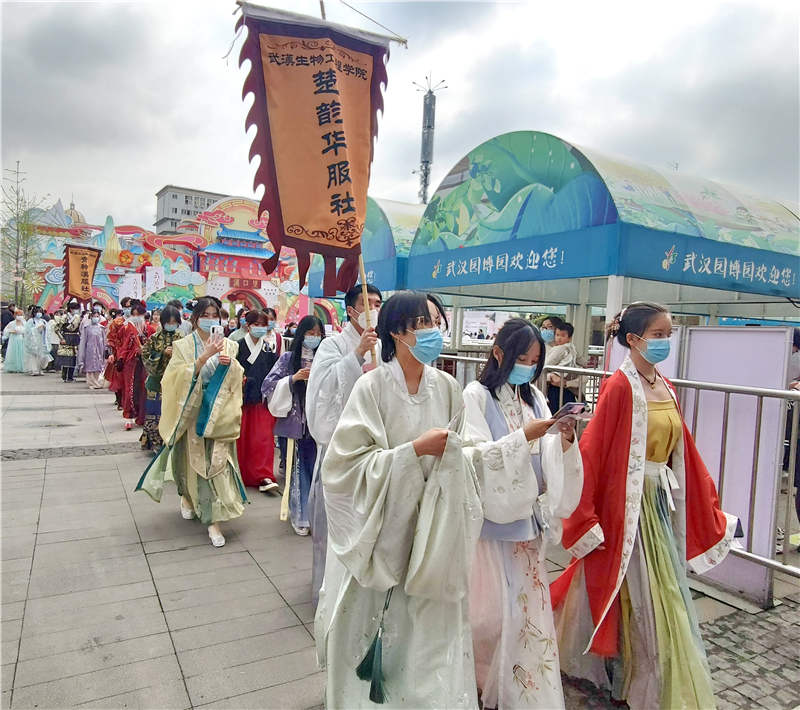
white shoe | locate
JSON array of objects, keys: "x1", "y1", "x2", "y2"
[
  {"x1": 259, "y1": 480, "x2": 279, "y2": 493},
  {"x1": 292, "y1": 523, "x2": 310, "y2": 537},
  {"x1": 209, "y1": 528, "x2": 225, "y2": 547},
  {"x1": 180, "y1": 502, "x2": 195, "y2": 520}
]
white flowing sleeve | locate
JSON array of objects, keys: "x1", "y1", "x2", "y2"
[
  {"x1": 537, "y1": 388, "x2": 584, "y2": 542},
  {"x1": 462, "y1": 381, "x2": 540, "y2": 524},
  {"x1": 323, "y1": 375, "x2": 427, "y2": 591},
  {"x1": 267, "y1": 375, "x2": 293, "y2": 418},
  {"x1": 405, "y1": 392, "x2": 483, "y2": 602},
  {"x1": 306, "y1": 336, "x2": 362, "y2": 445}
]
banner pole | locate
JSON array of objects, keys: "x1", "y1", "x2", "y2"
[{"x1": 358, "y1": 253, "x2": 377, "y2": 364}]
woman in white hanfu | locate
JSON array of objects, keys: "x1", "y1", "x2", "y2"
[
  {"x1": 463, "y1": 318, "x2": 583, "y2": 710},
  {"x1": 316, "y1": 291, "x2": 484, "y2": 709}
]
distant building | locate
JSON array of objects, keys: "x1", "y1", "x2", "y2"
[{"x1": 154, "y1": 185, "x2": 229, "y2": 234}]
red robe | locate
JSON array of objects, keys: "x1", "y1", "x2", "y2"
[
  {"x1": 104, "y1": 316, "x2": 126, "y2": 401},
  {"x1": 550, "y1": 358, "x2": 736, "y2": 657},
  {"x1": 117, "y1": 322, "x2": 146, "y2": 424}
]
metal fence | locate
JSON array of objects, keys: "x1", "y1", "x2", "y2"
[{"x1": 436, "y1": 354, "x2": 800, "y2": 583}]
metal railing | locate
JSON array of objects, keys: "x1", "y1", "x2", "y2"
[{"x1": 437, "y1": 354, "x2": 800, "y2": 583}]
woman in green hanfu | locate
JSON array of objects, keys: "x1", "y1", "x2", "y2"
[{"x1": 136, "y1": 297, "x2": 247, "y2": 548}]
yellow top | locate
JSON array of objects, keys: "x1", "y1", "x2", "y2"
[{"x1": 646, "y1": 399, "x2": 683, "y2": 463}]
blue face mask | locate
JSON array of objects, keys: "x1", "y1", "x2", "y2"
[
  {"x1": 540, "y1": 328, "x2": 555, "y2": 343},
  {"x1": 251, "y1": 326, "x2": 268, "y2": 339},
  {"x1": 403, "y1": 327, "x2": 444, "y2": 365},
  {"x1": 508, "y1": 362, "x2": 536, "y2": 386},
  {"x1": 163, "y1": 323, "x2": 178, "y2": 332},
  {"x1": 636, "y1": 336, "x2": 670, "y2": 364},
  {"x1": 197, "y1": 317, "x2": 219, "y2": 332},
  {"x1": 122, "y1": 307, "x2": 131, "y2": 317},
  {"x1": 304, "y1": 335, "x2": 322, "y2": 350},
  {"x1": 34, "y1": 313, "x2": 42, "y2": 320},
  {"x1": 266, "y1": 321, "x2": 275, "y2": 331}
]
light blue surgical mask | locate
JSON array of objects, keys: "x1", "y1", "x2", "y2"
[
  {"x1": 34, "y1": 313, "x2": 43, "y2": 320},
  {"x1": 163, "y1": 323, "x2": 178, "y2": 332},
  {"x1": 266, "y1": 321, "x2": 275, "y2": 331},
  {"x1": 508, "y1": 362, "x2": 536, "y2": 386},
  {"x1": 402, "y1": 327, "x2": 443, "y2": 365},
  {"x1": 540, "y1": 328, "x2": 555, "y2": 343},
  {"x1": 304, "y1": 335, "x2": 322, "y2": 350},
  {"x1": 122, "y1": 307, "x2": 131, "y2": 317},
  {"x1": 635, "y1": 335, "x2": 670, "y2": 364},
  {"x1": 197, "y1": 318, "x2": 219, "y2": 332},
  {"x1": 251, "y1": 326, "x2": 268, "y2": 339}
]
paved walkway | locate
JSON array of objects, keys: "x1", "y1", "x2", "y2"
[{"x1": 1, "y1": 371, "x2": 799, "y2": 709}]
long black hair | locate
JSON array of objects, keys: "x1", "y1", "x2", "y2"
[
  {"x1": 290, "y1": 315, "x2": 325, "y2": 375},
  {"x1": 607, "y1": 302, "x2": 669, "y2": 348},
  {"x1": 479, "y1": 318, "x2": 545, "y2": 408},
  {"x1": 377, "y1": 291, "x2": 434, "y2": 363}
]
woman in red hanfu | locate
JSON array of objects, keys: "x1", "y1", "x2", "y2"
[
  {"x1": 118, "y1": 301, "x2": 148, "y2": 430},
  {"x1": 105, "y1": 299, "x2": 131, "y2": 408},
  {"x1": 550, "y1": 302, "x2": 738, "y2": 710}
]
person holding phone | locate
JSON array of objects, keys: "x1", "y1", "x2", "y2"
[
  {"x1": 136, "y1": 296, "x2": 247, "y2": 548},
  {"x1": 551, "y1": 302, "x2": 737, "y2": 709},
  {"x1": 462, "y1": 318, "x2": 583, "y2": 709},
  {"x1": 262, "y1": 315, "x2": 325, "y2": 536}
]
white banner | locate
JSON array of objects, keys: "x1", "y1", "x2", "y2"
[
  {"x1": 118, "y1": 273, "x2": 143, "y2": 303},
  {"x1": 145, "y1": 266, "x2": 165, "y2": 297}
]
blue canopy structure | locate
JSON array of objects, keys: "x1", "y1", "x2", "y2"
[
  {"x1": 308, "y1": 196, "x2": 424, "y2": 297},
  {"x1": 404, "y1": 131, "x2": 799, "y2": 311}
]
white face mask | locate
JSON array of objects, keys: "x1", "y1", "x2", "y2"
[{"x1": 356, "y1": 308, "x2": 380, "y2": 330}]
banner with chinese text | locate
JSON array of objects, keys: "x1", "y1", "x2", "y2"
[
  {"x1": 238, "y1": 4, "x2": 390, "y2": 296},
  {"x1": 63, "y1": 244, "x2": 101, "y2": 302}
]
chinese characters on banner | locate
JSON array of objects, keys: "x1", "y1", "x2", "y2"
[
  {"x1": 431, "y1": 246, "x2": 565, "y2": 282},
  {"x1": 238, "y1": 5, "x2": 390, "y2": 295},
  {"x1": 144, "y1": 266, "x2": 165, "y2": 297},
  {"x1": 118, "y1": 273, "x2": 143, "y2": 303},
  {"x1": 680, "y1": 250, "x2": 796, "y2": 289},
  {"x1": 63, "y1": 244, "x2": 101, "y2": 302}
]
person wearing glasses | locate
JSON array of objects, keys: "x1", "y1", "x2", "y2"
[
  {"x1": 463, "y1": 318, "x2": 583, "y2": 709},
  {"x1": 316, "y1": 290, "x2": 483, "y2": 709}
]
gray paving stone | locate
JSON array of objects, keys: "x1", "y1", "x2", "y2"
[
  {"x1": 0, "y1": 604, "x2": 23, "y2": 622},
  {"x1": 22, "y1": 580, "x2": 155, "y2": 620},
  {"x1": 149, "y1": 551, "x2": 256, "y2": 580},
  {"x1": 34, "y1": 523, "x2": 139, "y2": 545},
  {"x1": 27, "y1": 555, "x2": 151, "y2": 598},
  {"x1": 31, "y1": 538, "x2": 142, "y2": 566},
  {"x1": 1, "y1": 573, "x2": 29, "y2": 605},
  {"x1": 186, "y1": 647, "x2": 320, "y2": 707},
  {"x1": 171, "y1": 606, "x2": 301, "y2": 653},
  {"x1": 179, "y1": 625, "x2": 314, "y2": 678},
  {"x1": 292, "y1": 602, "x2": 316, "y2": 624},
  {"x1": 142, "y1": 533, "x2": 219, "y2": 555},
  {"x1": 160, "y1": 578, "x2": 276, "y2": 612},
  {"x1": 1, "y1": 642, "x2": 18, "y2": 667},
  {"x1": 10, "y1": 655, "x2": 182, "y2": 708},
  {"x1": 278, "y1": 583, "x2": 313, "y2": 606},
  {"x1": 145, "y1": 540, "x2": 247, "y2": 567},
  {"x1": 154, "y1": 562, "x2": 266, "y2": 595},
  {"x1": 18, "y1": 609, "x2": 168, "y2": 661},
  {"x1": 199, "y1": 672, "x2": 326, "y2": 710},
  {"x1": 15, "y1": 632, "x2": 175, "y2": 687},
  {"x1": 1, "y1": 665, "x2": 13, "y2": 693},
  {"x1": 165, "y1": 590, "x2": 286, "y2": 632},
  {"x1": 77, "y1": 679, "x2": 191, "y2": 709}
]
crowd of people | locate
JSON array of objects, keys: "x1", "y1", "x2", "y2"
[{"x1": 6, "y1": 292, "x2": 793, "y2": 709}]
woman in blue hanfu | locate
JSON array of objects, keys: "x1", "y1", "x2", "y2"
[
  {"x1": 463, "y1": 318, "x2": 583, "y2": 710},
  {"x1": 24, "y1": 306, "x2": 52, "y2": 376},
  {"x1": 2, "y1": 308, "x2": 27, "y2": 372},
  {"x1": 136, "y1": 297, "x2": 247, "y2": 548}
]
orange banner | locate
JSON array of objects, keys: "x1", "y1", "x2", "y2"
[
  {"x1": 239, "y1": 6, "x2": 390, "y2": 295},
  {"x1": 63, "y1": 244, "x2": 101, "y2": 302}
]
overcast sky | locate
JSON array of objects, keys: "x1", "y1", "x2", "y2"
[{"x1": 2, "y1": 0, "x2": 798, "y2": 228}]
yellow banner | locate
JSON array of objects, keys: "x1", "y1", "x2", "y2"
[{"x1": 64, "y1": 245, "x2": 101, "y2": 301}]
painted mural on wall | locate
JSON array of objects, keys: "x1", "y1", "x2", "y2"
[
  {"x1": 409, "y1": 131, "x2": 618, "y2": 256},
  {"x1": 26, "y1": 196, "x2": 341, "y2": 327},
  {"x1": 578, "y1": 146, "x2": 799, "y2": 257}
]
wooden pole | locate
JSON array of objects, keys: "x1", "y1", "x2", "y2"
[{"x1": 358, "y1": 253, "x2": 377, "y2": 364}]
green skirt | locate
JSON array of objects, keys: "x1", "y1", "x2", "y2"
[{"x1": 136, "y1": 436, "x2": 247, "y2": 525}]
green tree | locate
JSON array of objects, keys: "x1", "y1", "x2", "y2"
[{"x1": 1, "y1": 161, "x2": 48, "y2": 306}]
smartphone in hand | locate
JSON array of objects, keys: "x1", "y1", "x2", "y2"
[{"x1": 209, "y1": 324, "x2": 224, "y2": 341}]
